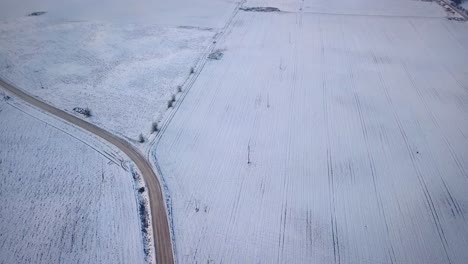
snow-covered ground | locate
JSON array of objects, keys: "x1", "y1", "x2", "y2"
[
  {"x1": 247, "y1": 0, "x2": 447, "y2": 17},
  {"x1": 0, "y1": 0, "x2": 238, "y2": 141},
  {"x1": 0, "y1": 96, "x2": 146, "y2": 264},
  {"x1": 0, "y1": 0, "x2": 237, "y2": 28},
  {"x1": 0, "y1": 1, "x2": 239, "y2": 263},
  {"x1": 155, "y1": 1, "x2": 468, "y2": 263},
  {"x1": 0, "y1": 17, "x2": 214, "y2": 140}
]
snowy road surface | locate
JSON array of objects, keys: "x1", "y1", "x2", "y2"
[{"x1": 155, "y1": 0, "x2": 468, "y2": 263}]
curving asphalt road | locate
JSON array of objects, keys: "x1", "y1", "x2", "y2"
[{"x1": 0, "y1": 78, "x2": 174, "y2": 264}]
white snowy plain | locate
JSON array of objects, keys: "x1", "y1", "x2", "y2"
[
  {"x1": 0, "y1": 17, "x2": 215, "y2": 140},
  {"x1": 0, "y1": 97, "x2": 146, "y2": 264},
  {"x1": 0, "y1": 0, "x2": 238, "y2": 141},
  {"x1": 155, "y1": 0, "x2": 468, "y2": 263},
  {"x1": 0, "y1": 1, "x2": 237, "y2": 264}
]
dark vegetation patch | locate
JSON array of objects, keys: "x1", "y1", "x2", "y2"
[
  {"x1": 28, "y1": 11, "x2": 47, "y2": 17},
  {"x1": 138, "y1": 200, "x2": 150, "y2": 257},
  {"x1": 178, "y1": 25, "x2": 214, "y2": 31},
  {"x1": 73, "y1": 107, "x2": 91, "y2": 117},
  {"x1": 138, "y1": 133, "x2": 145, "y2": 143},
  {"x1": 167, "y1": 94, "x2": 176, "y2": 109},
  {"x1": 151, "y1": 122, "x2": 159, "y2": 133},
  {"x1": 240, "y1": 7, "x2": 281, "y2": 12},
  {"x1": 208, "y1": 50, "x2": 224, "y2": 60},
  {"x1": 448, "y1": 16, "x2": 465, "y2": 21},
  {"x1": 131, "y1": 169, "x2": 150, "y2": 261}
]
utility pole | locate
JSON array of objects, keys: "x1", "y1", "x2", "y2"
[
  {"x1": 267, "y1": 93, "x2": 270, "y2": 108},
  {"x1": 247, "y1": 141, "x2": 251, "y2": 165}
]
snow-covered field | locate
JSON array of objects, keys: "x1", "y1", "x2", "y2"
[
  {"x1": 0, "y1": 1, "x2": 239, "y2": 263},
  {"x1": 247, "y1": 0, "x2": 447, "y2": 17},
  {"x1": 0, "y1": 17, "x2": 214, "y2": 140},
  {"x1": 0, "y1": 0, "x2": 237, "y2": 28},
  {"x1": 0, "y1": 0, "x2": 238, "y2": 140},
  {"x1": 0, "y1": 97, "x2": 146, "y2": 264},
  {"x1": 155, "y1": 1, "x2": 468, "y2": 263}
]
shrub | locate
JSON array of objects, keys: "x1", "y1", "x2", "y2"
[
  {"x1": 83, "y1": 107, "x2": 92, "y2": 117},
  {"x1": 151, "y1": 122, "x2": 159, "y2": 133},
  {"x1": 28, "y1": 11, "x2": 46, "y2": 16},
  {"x1": 208, "y1": 50, "x2": 224, "y2": 60},
  {"x1": 167, "y1": 94, "x2": 176, "y2": 108},
  {"x1": 73, "y1": 107, "x2": 92, "y2": 117},
  {"x1": 138, "y1": 133, "x2": 145, "y2": 143}
]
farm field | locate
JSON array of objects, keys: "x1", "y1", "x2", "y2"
[
  {"x1": 0, "y1": 1, "x2": 240, "y2": 263},
  {"x1": 0, "y1": 0, "x2": 237, "y2": 28},
  {"x1": 155, "y1": 1, "x2": 468, "y2": 263},
  {"x1": 0, "y1": 19, "x2": 213, "y2": 140},
  {"x1": 0, "y1": 97, "x2": 146, "y2": 264},
  {"x1": 0, "y1": 0, "x2": 238, "y2": 141},
  {"x1": 246, "y1": 0, "x2": 447, "y2": 16}
]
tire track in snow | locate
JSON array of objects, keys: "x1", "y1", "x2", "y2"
[
  {"x1": 318, "y1": 16, "x2": 340, "y2": 264},
  {"x1": 323, "y1": 67, "x2": 340, "y2": 264},
  {"x1": 353, "y1": 94, "x2": 398, "y2": 264},
  {"x1": 341, "y1": 21, "x2": 398, "y2": 264},
  {"x1": 276, "y1": 20, "x2": 299, "y2": 262},
  {"x1": 377, "y1": 65, "x2": 453, "y2": 264},
  {"x1": 401, "y1": 61, "x2": 466, "y2": 217},
  {"x1": 406, "y1": 21, "x2": 468, "y2": 180},
  {"x1": 441, "y1": 179, "x2": 465, "y2": 219},
  {"x1": 363, "y1": 19, "x2": 464, "y2": 263}
]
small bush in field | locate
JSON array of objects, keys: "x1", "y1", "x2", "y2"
[
  {"x1": 151, "y1": 122, "x2": 159, "y2": 133},
  {"x1": 83, "y1": 108, "x2": 92, "y2": 117},
  {"x1": 138, "y1": 133, "x2": 145, "y2": 143},
  {"x1": 73, "y1": 107, "x2": 92, "y2": 117},
  {"x1": 167, "y1": 94, "x2": 176, "y2": 108}
]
